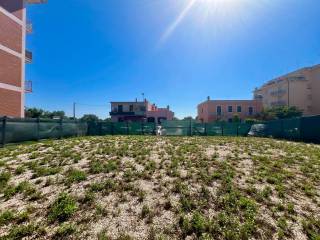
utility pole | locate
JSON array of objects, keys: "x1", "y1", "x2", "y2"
[{"x1": 73, "y1": 102, "x2": 76, "y2": 120}]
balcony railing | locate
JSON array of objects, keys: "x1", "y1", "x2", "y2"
[
  {"x1": 25, "y1": 81, "x2": 32, "y2": 93},
  {"x1": 270, "y1": 89, "x2": 286, "y2": 96},
  {"x1": 271, "y1": 100, "x2": 287, "y2": 107},
  {"x1": 25, "y1": 50, "x2": 32, "y2": 63},
  {"x1": 110, "y1": 111, "x2": 146, "y2": 116},
  {"x1": 26, "y1": 22, "x2": 33, "y2": 34}
]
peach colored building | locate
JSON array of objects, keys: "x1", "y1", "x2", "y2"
[
  {"x1": 110, "y1": 99, "x2": 174, "y2": 123},
  {"x1": 0, "y1": 0, "x2": 45, "y2": 118},
  {"x1": 197, "y1": 97, "x2": 263, "y2": 123},
  {"x1": 254, "y1": 64, "x2": 320, "y2": 116}
]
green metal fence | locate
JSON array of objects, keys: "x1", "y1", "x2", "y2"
[
  {"x1": 248, "y1": 115, "x2": 320, "y2": 142},
  {"x1": 87, "y1": 122, "x2": 157, "y2": 136},
  {"x1": 1, "y1": 116, "x2": 320, "y2": 147},
  {"x1": 0, "y1": 117, "x2": 87, "y2": 146},
  {"x1": 160, "y1": 121, "x2": 253, "y2": 137}
]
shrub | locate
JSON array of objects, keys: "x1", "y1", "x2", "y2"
[
  {"x1": 54, "y1": 223, "x2": 76, "y2": 239},
  {"x1": 89, "y1": 160, "x2": 119, "y2": 174},
  {"x1": 65, "y1": 168, "x2": 87, "y2": 184},
  {"x1": 0, "y1": 171, "x2": 11, "y2": 188},
  {"x1": 0, "y1": 210, "x2": 15, "y2": 226},
  {"x1": 302, "y1": 216, "x2": 320, "y2": 240},
  {"x1": 141, "y1": 205, "x2": 150, "y2": 219},
  {"x1": 15, "y1": 166, "x2": 26, "y2": 175},
  {"x1": 32, "y1": 166, "x2": 61, "y2": 178},
  {"x1": 48, "y1": 192, "x2": 77, "y2": 222},
  {"x1": 6, "y1": 224, "x2": 39, "y2": 239}
]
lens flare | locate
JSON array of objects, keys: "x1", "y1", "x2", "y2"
[
  {"x1": 159, "y1": 0, "x2": 268, "y2": 45},
  {"x1": 159, "y1": 0, "x2": 197, "y2": 45}
]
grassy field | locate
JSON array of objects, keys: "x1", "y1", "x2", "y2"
[{"x1": 0, "y1": 136, "x2": 319, "y2": 240}]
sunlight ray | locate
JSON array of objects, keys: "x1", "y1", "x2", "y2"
[{"x1": 159, "y1": 0, "x2": 197, "y2": 45}]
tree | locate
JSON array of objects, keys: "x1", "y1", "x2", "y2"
[
  {"x1": 25, "y1": 108, "x2": 66, "y2": 119},
  {"x1": 25, "y1": 108, "x2": 44, "y2": 118},
  {"x1": 255, "y1": 106, "x2": 303, "y2": 121},
  {"x1": 43, "y1": 111, "x2": 66, "y2": 119},
  {"x1": 232, "y1": 114, "x2": 241, "y2": 123},
  {"x1": 80, "y1": 114, "x2": 100, "y2": 122},
  {"x1": 182, "y1": 116, "x2": 194, "y2": 121}
]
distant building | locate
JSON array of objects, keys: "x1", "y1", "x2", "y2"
[
  {"x1": 110, "y1": 99, "x2": 174, "y2": 123},
  {"x1": 197, "y1": 97, "x2": 263, "y2": 123},
  {"x1": 0, "y1": 0, "x2": 46, "y2": 118},
  {"x1": 254, "y1": 64, "x2": 320, "y2": 116}
]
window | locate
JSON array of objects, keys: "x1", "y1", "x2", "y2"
[
  {"x1": 237, "y1": 106, "x2": 242, "y2": 113},
  {"x1": 217, "y1": 106, "x2": 222, "y2": 116},
  {"x1": 201, "y1": 108, "x2": 204, "y2": 113},
  {"x1": 129, "y1": 105, "x2": 134, "y2": 112},
  {"x1": 118, "y1": 105, "x2": 123, "y2": 112},
  {"x1": 228, "y1": 106, "x2": 233, "y2": 113},
  {"x1": 248, "y1": 107, "x2": 253, "y2": 115},
  {"x1": 140, "y1": 106, "x2": 146, "y2": 111}
]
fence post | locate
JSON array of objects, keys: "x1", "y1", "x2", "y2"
[
  {"x1": 98, "y1": 122, "x2": 103, "y2": 136},
  {"x1": 221, "y1": 122, "x2": 224, "y2": 136},
  {"x1": 237, "y1": 123, "x2": 239, "y2": 137},
  {"x1": 280, "y1": 119, "x2": 284, "y2": 139},
  {"x1": 1, "y1": 116, "x2": 7, "y2": 147},
  {"x1": 59, "y1": 118, "x2": 63, "y2": 139},
  {"x1": 154, "y1": 122, "x2": 157, "y2": 135},
  {"x1": 111, "y1": 122, "x2": 114, "y2": 135},
  {"x1": 126, "y1": 121, "x2": 129, "y2": 135},
  {"x1": 189, "y1": 119, "x2": 192, "y2": 136},
  {"x1": 36, "y1": 117, "x2": 40, "y2": 141},
  {"x1": 204, "y1": 123, "x2": 207, "y2": 136},
  {"x1": 299, "y1": 117, "x2": 303, "y2": 141},
  {"x1": 141, "y1": 122, "x2": 144, "y2": 135}
]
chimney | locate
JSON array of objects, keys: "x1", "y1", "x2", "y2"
[
  {"x1": 167, "y1": 105, "x2": 170, "y2": 110},
  {"x1": 207, "y1": 96, "x2": 210, "y2": 101}
]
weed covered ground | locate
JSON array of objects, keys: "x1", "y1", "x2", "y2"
[{"x1": 0, "y1": 136, "x2": 319, "y2": 240}]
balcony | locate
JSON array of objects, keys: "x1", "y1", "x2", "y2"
[
  {"x1": 26, "y1": 22, "x2": 33, "y2": 34},
  {"x1": 110, "y1": 111, "x2": 135, "y2": 116},
  {"x1": 25, "y1": 50, "x2": 32, "y2": 63},
  {"x1": 110, "y1": 111, "x2": 146, "y2": 116},
  {"x1": 270, "y1": 89, "x2": 286, "y2": 97},
  {"x1": 25, "y1": 81, "x2": 32, "y2": 93},
  {"x1": 270, "y1": 100, "x2": 287, "y2": 107}
]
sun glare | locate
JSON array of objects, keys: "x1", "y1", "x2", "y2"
[{"x1": 159, "y1": 0, "x2": 255, "y2": 45}]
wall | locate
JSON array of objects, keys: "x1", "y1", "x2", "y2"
[
  {"x1": 310, "y1": 66, "x2": 320, "y2": 115},
  {"x1": 0, "y1": 0, "x2": 23, "y2": 20},
  {"x1": 198, "y1": 100, "x2": 262, "y2": 123},
  {"x1": 0, "y1": 88, "x2": 21, "y2": 116},
  {"x1": 147, "y1": 108, "x2": 174, "y2": 122},
  {"x1": 254, "y1": 65, "x2": 320, "y2": 116},
  {"x1": 0, "y1": 0, "x2": 25, "y2": 117}
]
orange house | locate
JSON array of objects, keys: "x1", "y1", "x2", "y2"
[{"x1": 197, "y1": 97, "x2": 263, "y2": 123}]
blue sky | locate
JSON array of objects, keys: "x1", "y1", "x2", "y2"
[{"x1": 26, "y1": 0, "x2": 320, "y2": 119}]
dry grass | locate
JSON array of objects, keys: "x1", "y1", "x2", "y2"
[{"x1": 0, "y1": 136, "x2": 319, "y2": 240}]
